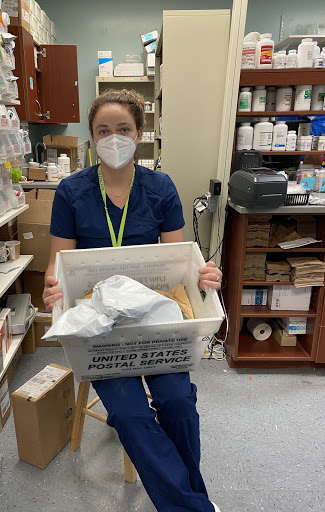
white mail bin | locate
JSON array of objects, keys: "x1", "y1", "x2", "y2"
[{"x1": 52, "y1": 242, "x2": 224, "y2": 381}]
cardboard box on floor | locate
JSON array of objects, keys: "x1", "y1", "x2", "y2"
[
  {"x1": 18, "y1": 189, "x2": 55, "y2": 272},
  {"x1": 43, "y1": 135, "x2": 78, "y2": 171},
  {"x1": 11, "y1": 364, "x2": 75, "y2": 469},
  {"x1": 0, "y1": 375, "x2": 11, "y2": 432}
]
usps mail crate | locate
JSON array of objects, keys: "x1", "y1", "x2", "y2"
[{"x1": 53, "y1": 242, "x2": 224, "y2": 382}]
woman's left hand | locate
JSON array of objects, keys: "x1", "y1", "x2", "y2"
[{"x1": 198, "y1": 261, "x2": 222, "y2": 290}]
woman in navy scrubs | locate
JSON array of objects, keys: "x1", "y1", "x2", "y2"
[{"x1": 43, "y1": 89, "x2": 222, "y2": 512}]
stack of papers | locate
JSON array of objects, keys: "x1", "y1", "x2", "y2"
[
  {"x1": 246, "y1": 216, "x2": 271, "y2": 247},
  {"x1": 266, "y1": 261, "x2": 291, "y2": 282},
  {"x1": 286, "y1": 257, "x2": 325, "y2": 287},
  {"x1": 243, "y1": 253, "x2": 266, "y2": 280}
]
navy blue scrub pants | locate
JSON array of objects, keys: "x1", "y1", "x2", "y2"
[{"x1": 92, "y1": 372, "x2": 214, "y2": 512}]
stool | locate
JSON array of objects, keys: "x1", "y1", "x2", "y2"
[{"x1": 70, "y1": 381, "x2": 152, "y2": 483}]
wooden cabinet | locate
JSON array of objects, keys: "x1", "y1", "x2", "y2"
[
  {"x1": 11, "y1": 26, "x2": 79, "y2": 124},
  {"x1": 223, "y1": 206, "x2": 325, "y2": 367}
]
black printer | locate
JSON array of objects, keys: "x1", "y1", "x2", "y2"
[{"x1": 228, "y1": 167, "x2": 288, "y2": 210}]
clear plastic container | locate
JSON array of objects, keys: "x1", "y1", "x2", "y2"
[
  {"x1": 0, "y1": 186, "x2": 11, "y2": 211},
  {"x1": 7, "y1": 132, "x2": 23, "y2": 156},
  {"x1": 20, "y1": 128, "x2": 32, "y2": 155},
  {"x1": 6, "y1": 107, "x2": 20, "y2": 131},
  {"x1": 314, "y1": 170, "x2": 325, "y2": 192},
  {"x1": 0, "y1": 134, "x2": 13, "y2": 161},
  {"x1": 0, "y1": 189, "x2": 8, "y2": 214},
  {"x1": 0, "y1": 105, "x2": 10, "y2": 130},
  {"x1": 0, "y1": 164, "x2": 11, "y2": 187},
  {"x1": 297, "y1": 168, "x2": 315, "y2": 191},
  {"x1": 12, "y1": 183, "x2": 26, "y2": 207}
]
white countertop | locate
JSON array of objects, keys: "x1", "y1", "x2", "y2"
[{"x1": 229, "y1": 193, "x2": 325, "y2": 214}]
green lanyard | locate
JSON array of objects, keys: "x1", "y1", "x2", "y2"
[{"x1": 98, "y1": 165, "x2": 135, "y2": 247}]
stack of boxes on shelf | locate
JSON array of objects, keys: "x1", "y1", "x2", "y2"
[
  {"x1": 18, "y1": 189, "x2": 61, "y2": 348},
  {"x1": 240, "y1": 214, "x2": 325, "y2": 348},
  {"x1": 4, "y1": 0, "x2": 56, "y2": 45}
]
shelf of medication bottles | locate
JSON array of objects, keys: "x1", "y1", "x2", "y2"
[
  {"x1": 261, "y1": 151, "x2": 325, "y2": 155},
  {"x1": 237, "y1": 333, "x2": 311, "y2": 361},
  {"x1": 1, "y1": 97, "x2": 21, "y2": 106},
  {"x1": 240, "y1": 305, "x2": 317, "y2": 318},
  {"x1": 237, "y1": 111, "x2": 324, "y2": 117},
  {"x1": 240, "y1": 68, "x2": 325, "y2": 87}
]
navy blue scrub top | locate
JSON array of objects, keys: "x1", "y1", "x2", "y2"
[{"x1": 50, "y1": 164, "x2": 185, "y2": 249}]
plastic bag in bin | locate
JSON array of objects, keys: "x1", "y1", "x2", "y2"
[{"x1": 43, "y1": 275, "x2": 184, "y2": 340}]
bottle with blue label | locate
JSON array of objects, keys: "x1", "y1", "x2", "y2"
[{"x1": 271, "y1": 121, "x2": 288, "y2": 151}]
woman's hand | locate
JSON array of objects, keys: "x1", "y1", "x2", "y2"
[
  {"x1": 42, "y1": 275, "x2": 63, "y2": 312},
  {"x1": 198, "y1": 261, "x2": 222, "y2": 291}
]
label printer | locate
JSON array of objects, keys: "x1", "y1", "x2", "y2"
[{"x1": 228, "y1": 168, "x2": 288, "y2": 210}]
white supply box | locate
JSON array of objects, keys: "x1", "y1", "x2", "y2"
[
  {"x1": 141, "y1": 30, "x2": 158, "y2": 46},
  {"x1": 98, "y1": 51, "x2": 113, "y2": 77},
  {"x1": 267, "y1": 286, "x2": 312, "y2": 311},
  {"x1": 277, "y1": 317, "x2": 307, "y2": 335},
  {"x1": 52, "y1": 242, "x2": 224, "y2": 382},
  {"x1": 114, "y1": 62, "x2": 144, "y2": 77},
  {"x1": 241, "y1": 288, "x2": 267, "y2": 306}
]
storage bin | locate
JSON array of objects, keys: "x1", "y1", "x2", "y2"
[{"x1": 52, "y1": 242, "x2": 225, "y2": 382}]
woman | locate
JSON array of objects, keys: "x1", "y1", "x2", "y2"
[{"x1": 43, "y1": 89, "x2": 222, "y2": 512}]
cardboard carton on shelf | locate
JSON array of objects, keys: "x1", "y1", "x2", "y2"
[
  {"x1": 11, "y1": 364, "x2": 75, "y2": 468},
  {"x1": 23, "y1": 271, "x2": 47, "y2": 312},
  {"x1": 6, "y1": 345, "x2": 23, "y2": 385},
  {"x1": 0, "y1": 217, "x2": 18, "y2": 240},
  {"x1": 28, "y1": 167, "x2": 46, "y2": 181},
  {"x1": 0, "y1": 375, "x2": 11, "y2": 432},
  {"x1": 267, "y1": 286, "x2": 312, "y2": 311},
  {"x1": 43, "y1": 135, "x2": 78, "y2": 171},
  {"x1": 6, "y1": 0, "x2": 31, "y2": 33},
  {"x1": 18, "y1": 189, "x2": 55, "y2": 272},
  {"x1": 35, "y1": 313, "x2": 60, "y2": 347},
  {"x1": 270, "y1": 320, "x2": 297, "y2": 347}
]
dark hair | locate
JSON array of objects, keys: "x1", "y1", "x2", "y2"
[{"x1": 88, "y1": 88, "x2": 145, "y2": 135}]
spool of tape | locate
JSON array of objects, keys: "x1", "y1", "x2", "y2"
[{"x1": 247, "y1": 317, "x2": 272, "y2": 341}]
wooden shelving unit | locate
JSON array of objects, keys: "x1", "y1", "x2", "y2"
[{"x1": 240, "y1": 68, "x2": 325, "y2": 86}]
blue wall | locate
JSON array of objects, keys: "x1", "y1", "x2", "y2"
[{"x1": 30, "y1": 0, "x2": 325, "y2": 151}]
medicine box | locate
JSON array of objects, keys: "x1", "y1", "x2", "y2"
[
  {"x1": 144, "y1": 41, "x2": 157, "y2": 54},
  {"x1": 267, "y1": 286, "x2": 312, "y2": 311},
  {"x1": 241, "y1": 288, "x2": 267, "y2": 306},
  {"x1": 277, "y1": 317, "x2": 307, "y2": 335},
  {"x1": 52, "y1": 242, "x2": 225, "y2": 382},
  {"x1": 98, "y1": 51, "x2": 113, "y2": 77},
  {"x1": 114, "y1": 62, "x2": 144, "y2": 77},
  {"x1": 141, "y1": 30, "x2": 158, "y2": 45}
]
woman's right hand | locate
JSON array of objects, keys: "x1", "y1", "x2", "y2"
[{"x1": 43, "y1": 275, "x2": 63, "y2": 312}]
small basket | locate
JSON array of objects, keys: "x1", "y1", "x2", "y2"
[{"x1": 284, "y1": 193, "x2": 310, "y2": 206}]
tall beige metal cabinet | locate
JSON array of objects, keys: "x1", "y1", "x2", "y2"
[{"x1": 155, "y1": 10, "x2": 231, "y2": 254}]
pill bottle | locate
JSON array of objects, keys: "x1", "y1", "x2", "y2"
[
  {"x1": 318, "y1": 135, "x2": 325, "y2": 151},
  {"x1": 286, "y1": 131, "x2": 297, "y2": 151},
  {"x1": 275, "y1": 86, "x2": 293, "y2": 111},
  {"x1": 313, "y1": 41, "x2": 321, "y2": 64},
  {"x1": 238, "y1": 87, "x2": 252, "y2": 112},
  {"x1": 314, "y1": 56, "x2": 324, "y2": 68},
  {"x1": 294, "y1": 84, "x2": 312, "y2": 111},
  {"x1": 286, "y1": 49, "x2": 298, "y2": 68},
  {"x1": 58, "y1": 153, "x2": 70, "y2": 173},
  {"x1": 297, "y1": 135, "x2": 313, "y2": 151},
  {"x1": 236, "y1": 122, "x2": 254, "y2": 150},
  {"x1": 47, "y1": 163, "x2": 58, "y2": 181},
  {"x1": 297, "y1": 38, "x2": 314, "y2": 68},
  {"x1": 252, "y1": 86, "x2": 266, "y2": 111},
  {"x1": 253, "y1": 118, "x2": 273, "y2": 150},
  {"x1": 241, "y1": 36, "x2": 256, "y2": 69},
  {"x1": 255, "y1": 33, "x2": 274, "y2": 69},
  {"x1": 265, "y1": 87, "x2": 276, "y2": 111},
  {"x1": 271, "y1": 121, "x2": 288, "y2": 151},
  {"x1": 311, "y1": 85, "x2": 325, "y2": 110},
  {"x1": 274, "y1": 50, "x2": 286, "y2": 68}
]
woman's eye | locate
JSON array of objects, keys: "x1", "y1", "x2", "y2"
[
  {"x1": 121, "y1": 128, "x2": 130, "y2": 133},
  {"x1": 99, "y1": 130, "x2": 108, "y2": 135}
]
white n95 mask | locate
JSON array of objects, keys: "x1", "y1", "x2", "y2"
[{"x1": 95, "y1": 133, "x2": 137, "y2": 169}]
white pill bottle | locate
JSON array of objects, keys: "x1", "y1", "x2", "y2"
[
  {"x1": 253, "y1": 118, "x2": 273, "y2": 151},
  {"x1": 297, "y1": 38, "x2": 314, "y2": 68},
  {"x1": 271, "y1": 121, "x2": 288, "y2": 151},
  {"x1": 58, "y1": 153, "x2": 71, "y2": 173},
  {"x1": 236, "y1": 122, "x2": 254, "y2": 150},
  {"x1": 241, "y1": 36, "x2": 256, "y2": 69},
  {"x1": 255, "y1": 33, "x2": 274, "y2": 69}
]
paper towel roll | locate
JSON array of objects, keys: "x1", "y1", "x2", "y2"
[{"x1": 247, "y1": 317, "x2": 272, "y2": 341}]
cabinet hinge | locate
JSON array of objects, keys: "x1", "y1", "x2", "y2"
[{"x1": 37, "y1": 48, "x2": 47, "y2": 58}]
